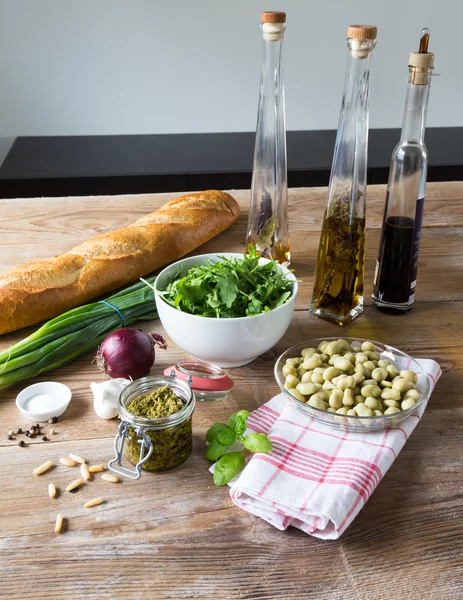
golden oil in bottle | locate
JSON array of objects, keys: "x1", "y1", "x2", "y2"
[
  {"x1": 245, "y1": 240, "x2": 290, "y2": 265},
  {"x1": 311, "y1": 203, "x2": 365, "y2": 326}
]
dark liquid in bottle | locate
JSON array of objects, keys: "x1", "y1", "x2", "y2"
[{"x1": 373, "y1": 216, "x2": 414, "y2": 304}]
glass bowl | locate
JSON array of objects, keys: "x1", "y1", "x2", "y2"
[{"x1": 274, "y1": 337, "x2": 430, "y2": 432}]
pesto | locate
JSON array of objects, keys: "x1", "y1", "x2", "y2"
[
  {"x1": 127, "y1": 385, "x2": 184, "y2": 419},
  {"x1": 125, "y1": 385, "x2": 192, "y2": 472}
]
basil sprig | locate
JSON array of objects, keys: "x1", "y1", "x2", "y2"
[{"x1": 205, "y1": 410, "x2": 273, "y2": 486}]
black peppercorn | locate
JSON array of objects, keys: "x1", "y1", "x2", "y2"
[
  {"x1": 52, "y1": 416, "x2": 58, "y2": 423},
  {"x1": 18, "y1": 440, "x2": 25, "y2": 447},
  {"x1": 17, "y1": 428, "x2": 23, "y2": 434},
  {"x1": 42, "y1": 436, "x2": 48, "y2": 442},
  {"x1": 7, "y1": 435, "x2": 13, "y2": 440}
]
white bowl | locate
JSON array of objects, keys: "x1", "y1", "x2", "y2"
[
  {"x1": 16, "y1": 381, "x2": 72, "y2": 422},
  {"x1": 154, "y1": 253, "x2": 297, "y2": 368}
]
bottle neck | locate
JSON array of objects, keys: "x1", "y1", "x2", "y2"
[
  {"x1": 342, "y1": 48, "x2": 372, "y2": 112},
  {"x1": 255, "y1": 22, "x2": 285, "y2": 158},
  {"x1": 327, "y1": 39, "x2": 375, "y2": 218},
  {"x1": 400, "y1": 69, "x2": 431, "y2": 144},
  {"x1": 260, "y1": 34, "x2": 284, "y2": 90}
]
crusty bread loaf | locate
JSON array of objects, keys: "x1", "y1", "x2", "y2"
[{"x1": 0, "y1": 190, "x2": 240, "y2": 335}]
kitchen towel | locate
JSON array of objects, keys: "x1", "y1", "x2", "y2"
[{"x1": 229, "y1": 358, "x2": 441, "y2": 540}]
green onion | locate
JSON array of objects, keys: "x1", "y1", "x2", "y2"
[{"x1": 0, "y1": 276, "x2": 158, "y2": 388}]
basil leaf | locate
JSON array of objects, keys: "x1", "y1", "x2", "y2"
[
  {"x1": 216, "y1": 426, "x2": 236, "y2": 446},
  {"x1": 206, "y1": 440, "x2": 228, "y2": 462},
  {"x1": 234, "y1": 411, "x2": 250, "y2": 436},
  {"x1": 213, "y1": 451, "x2": 246, "y2": 486},
  {"x1": 243, "y1": 432, "x2": 273, "y2": 454},
  {"x1": 227, "y1": 409, "x2": 250, "y2": 432},
  {"x1": 205, "y1": 422, "x2": 228, "y2": 443}
]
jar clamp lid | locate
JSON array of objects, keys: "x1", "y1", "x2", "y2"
[{"x1": 108, "y1": 420, "x2": 154, "y2": 480}]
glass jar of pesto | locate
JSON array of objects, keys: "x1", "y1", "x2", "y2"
[{"x1": 108, "y1": 376, "x2": 195, "y2": 480}]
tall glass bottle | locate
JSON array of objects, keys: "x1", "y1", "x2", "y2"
[
  {"x1": 246, "y1": 11, "x2": 289, "y2": 265},
  {"x1": 372, "y1": 29, "x2": 434, "y2": 314},
  {"x1": 310, "y1": 25, "x2": 377, "y2": 326}
]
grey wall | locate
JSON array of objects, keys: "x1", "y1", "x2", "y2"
[{"x1": 0, "y1": 0, "x2": 458, "y2": 136}]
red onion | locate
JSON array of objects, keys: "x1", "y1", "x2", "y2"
[{"x1": 96, "y1": 328, "x2": 167, "y2": 380}]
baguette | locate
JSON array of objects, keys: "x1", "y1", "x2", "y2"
[{"x1": 0, "y1": 190, "x2": 240, "y2": 335}]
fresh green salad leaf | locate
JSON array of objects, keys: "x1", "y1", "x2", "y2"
[{"x1": 159, "y1": 246, "x2": 294, "y2": 318}]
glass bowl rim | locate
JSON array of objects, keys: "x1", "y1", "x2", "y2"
[{"x1": 274, "y1": 337, "x2": 430, "y2": 421}]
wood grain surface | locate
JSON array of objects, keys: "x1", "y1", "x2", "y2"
[{"x1": 0, "y1": 183, "x2": 462, "y2": 600}]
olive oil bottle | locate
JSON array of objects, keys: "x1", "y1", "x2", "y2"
[{"x1": 311, "y1": 25, "x2": 377, "y2": 326}]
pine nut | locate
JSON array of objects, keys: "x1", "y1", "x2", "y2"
[
  {"x1": 101, "y1": 473, "x2": 119, "y2": 483},
  {"x1": 88, "y1": 464, "x2": 105, "y2": 473},
  {"x1": 80, "y1": 463, "x2": 91, "y2": 481},
  {"x1": 32, "y1": 460, "x2": 53, "y2": 476},
  {"x1": 50, "y1": 428, "x2": 55, "y2": 435},
  {"x1": 68, "y1": 454, "x2": 86, "y2": 464},
  {"x1": 55, "y1": 513, "x2": 63, "y2": 534},
  {"x1": 48, "y1": 483, "x2": 57, "y2": 498},
  {"x1": 65, "y1": 478, "x2": 83, "y2": 492},
  {"x1": 84, "y1": 497, "x2": 105, "y2": 508},
  {"x1": 59, "y1": 457, "x2": 76, "y2": 467}
]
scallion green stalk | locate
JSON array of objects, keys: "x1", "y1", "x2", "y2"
[{"x1": 0, "y1": 276, "x2": 158, "y2": 388}]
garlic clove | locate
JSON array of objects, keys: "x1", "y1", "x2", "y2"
[{"x1": 91, "y1": 378, "x2": 130, "y2": 419}]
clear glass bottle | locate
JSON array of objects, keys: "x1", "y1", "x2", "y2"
[
  {"x1": 246, "y1": 11, "x2": 289, "y2": 265},
  {"x1": 310, "y1": 25, "x2": 377, "y2": 326},
  {"x1": 373, "y1": 29, "x2": 434, "y2": 314}
]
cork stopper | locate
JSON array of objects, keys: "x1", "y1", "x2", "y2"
[
  {"x1": 347, "y1": 24, "x2": 377, "y2": 40},
  {"x1": 409, "y1": 52, "x2": 434, "y2": 69},
  {"x1": 262, "y1": 11, "x2": 286, "y2": 23}
]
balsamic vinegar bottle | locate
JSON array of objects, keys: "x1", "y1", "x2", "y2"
[{"x1": 372, "y1": 29, "x2": 434, "y2": 314}]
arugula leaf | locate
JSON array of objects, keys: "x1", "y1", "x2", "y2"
[
  {"x1": 217, "y1": 273, "x2": 238, "y2": 308},
  {"x1": 159, "y1": 246, "x2": 294, "y2": 318}
]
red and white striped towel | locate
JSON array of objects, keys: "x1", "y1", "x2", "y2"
[{"x1": 229, "y1": 358, "x2": 441, "y2": 539}]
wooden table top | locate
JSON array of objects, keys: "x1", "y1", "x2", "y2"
[{"x1": 0, "y1": 183, "x2": 462, "y2": 600}]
